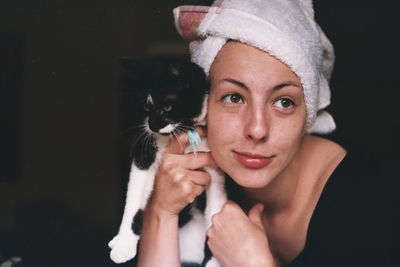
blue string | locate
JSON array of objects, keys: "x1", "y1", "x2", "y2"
[{"x1": 187, "y1": 129, "x2": 201, "y2": 150}]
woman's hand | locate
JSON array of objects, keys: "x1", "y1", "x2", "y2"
[
  {"x1": 138, "y1": 127, "x2": 216, "y2": 267},
  {"x1": 148, "y1": 127, "x2": 216, "y2": 218},
  {"x1": 207, "y1": 201, "x2": 277, "y2": 267}
]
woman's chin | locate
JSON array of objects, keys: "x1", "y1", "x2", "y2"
[{"x1": 225, "y1": 167, "x2": 276, "y2": 189}]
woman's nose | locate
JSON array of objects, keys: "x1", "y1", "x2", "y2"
[{"x1": 244, "y1": 105, "x2": 269, "y2": 143}]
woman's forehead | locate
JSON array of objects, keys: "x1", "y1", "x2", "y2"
[{"x1": 210, "y1": 42, "x2": 301, "y2": 88}]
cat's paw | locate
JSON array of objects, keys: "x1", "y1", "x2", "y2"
[
  {"x1": 108, "y1": 231, "x2": 139, "y2": 263},
  {"x1": 108, "y1": 235, "x2": 117, "y2": 249}
]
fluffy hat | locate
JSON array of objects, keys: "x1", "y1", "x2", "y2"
[{"x1": 173, "y1": 0, "x2": 336, "y2": 134}]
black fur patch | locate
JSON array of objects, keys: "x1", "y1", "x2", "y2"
[
  {"x1": 120, "y1": 57, "x2": 209, "y2": 139},
  {"x1": 132, "y1": 209, "x2": 144, "y2": 235},
  {"x1": 181, "y1": 263, "x2": 202, "y2": 267},
  {"x1": 133, "y1": 134, "x2": 157, "y2": 170},
  {"x1": 201, "y1": 236, "x2": 213, "y2": 266},
  {"x1": 195, "y1": 191, "x2": 206, "y2": 213},
  {"x1": 119, "y1": 57, "x2": 211, "y2": 265},
  {"x1": 178, "y1": 203, "x2": 193, "y2": 228},
  {"x1": 178, "y1": 191, "x2": 207, "y2": 227}
]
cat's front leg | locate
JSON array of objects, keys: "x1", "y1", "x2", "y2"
[
  {"x1": 202, "y1": 168, "x2": 226, "y2": 267},
  {"x1": 204, "y1": 168, "x2": 227, "y2": 229},
  {"x1": 108, "y1": 230, "x2": 140, "y2": 264},
  {"x1": 109, "y1": 164, "x2": 157, "y2": 263}
]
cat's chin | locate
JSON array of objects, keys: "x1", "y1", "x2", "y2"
[{"x1": 151, "y1": 130, "x2": 174, "y2": 137}]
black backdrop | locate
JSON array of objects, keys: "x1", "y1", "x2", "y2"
[{"x1": 0, "y1": 0, "x2": 399, "y2": 266}]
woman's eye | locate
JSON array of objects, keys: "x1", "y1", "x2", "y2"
[
  {"x1": 274, "y1": 98, "x2": 295, "y2": 109},
  {"x1": 222, "y1": 94, "x2": 243, "y2": 104}
]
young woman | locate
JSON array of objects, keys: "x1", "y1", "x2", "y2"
[{"x1": 136, "y1": 0, "x2": 392, "y2": 266}]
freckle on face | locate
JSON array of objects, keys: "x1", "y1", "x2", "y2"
[{"x1": 207, "y1": 42, "x2": 306, "y2": 188}]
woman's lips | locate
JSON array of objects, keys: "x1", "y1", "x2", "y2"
[{"x1": 233, "y1": 151, "x2": 273, "y2": 169}]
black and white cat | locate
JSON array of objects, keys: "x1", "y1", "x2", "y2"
[{"x1": 108, "y1": 58, "x2": 226, "y2": 267}]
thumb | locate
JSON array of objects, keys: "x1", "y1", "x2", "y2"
[{"x1": 248, "y1": 203, "x2": 265, "y2": 230}]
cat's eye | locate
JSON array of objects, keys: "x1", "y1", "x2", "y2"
[
  {"x1": 163, "y1": 104, "x2": 173, "y2": 112},
  {"x1": 222, "y1": 93, "x2": 243, "y2": 104}
]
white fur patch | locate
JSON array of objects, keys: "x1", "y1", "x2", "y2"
[
  {"x1": 159, "y1": 123, "x2": 178, "y2": 134},
  {"x1": 146, "y1": 94, "x2": 153, "y2": 105},
  {"x1": 108, "y1": 165, "x2": 156, "y2": 263},
  {"x1": 193, "y1": 95, "x2": 208, "y2": 126},
  {"x1": 206, "y1": 257, "x2": 222, "y2": 267},
  {"x1": 179, "y1": 207, "x2": 207, "y2": 263},
  {"x1": 109, "y1": 123, "x2": 225, "y2": 266},
  {"x1": 109, "y1": 136, "x2": 169, "y2": 263},
  {"x1": 204, "y1": 168, "x2": 226, "y2": 229}
]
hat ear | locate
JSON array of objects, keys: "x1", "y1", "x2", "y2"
[{"x1": 173, "y1": 6, "x2": 210, "y2": 42}]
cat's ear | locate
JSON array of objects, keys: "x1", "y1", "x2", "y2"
[{"x1": 169, "y1": 61, "x2": 184, "y2": 77}]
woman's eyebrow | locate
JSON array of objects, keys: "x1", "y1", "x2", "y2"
[
  {"x1": 221, "y1": 78, "x2": 301, "y2": 91},
  {"x1": 222, "y1": 78, "x2": 249, "y2": 91},
  {"x1": 273, "y1": 81, "x2": 302, "y2": 91}
]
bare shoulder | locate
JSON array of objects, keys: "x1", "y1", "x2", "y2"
[
  {"x1": 300, "y1": 135, "x2": 347, "y2": 186},
  {"x1": 302, "y1": 135, "x2": 346, "y2": 159}
]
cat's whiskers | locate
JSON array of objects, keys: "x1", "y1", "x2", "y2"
[
  {"x1": 135, "y1": 129, "x2": 148, "y2": 165},
  {"x1": 142, "y1": 130, "x2": 155, "y2": 157},
  {"x1": 133, "y1": 121, "x2": 155, "y2": 166},
  {"x1": 171, "y1": 130, "x2": 180, "y2": 145},
  {"x1": 120, "y1": 123, "x2": 145, "y2": 136},
  {"x1": 171, "y1": 126, "x2": 186, "y2": 151},
  {"x1": 132, "y1": 122, "x2": 149, "y2": 147},
  {"x1": 177, "y1": 124, "x2": 196, "y2": 131}
]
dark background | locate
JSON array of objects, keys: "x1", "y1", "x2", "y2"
[{"x1": 0, "y1": 0, "x2": 398, "y2": 266}]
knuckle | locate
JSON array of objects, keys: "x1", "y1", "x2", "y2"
[
  {"x1": 181, "y1": 181, "x2": 194, "y2": 195},
  {"x1": 211, "y1": 213, "x2": 220, "y2": 225},
  {"x1": 223, "y1": 201, "x2": 238, "y2": 213},
  {"x1": 172, "y1": 172, "x2": 184, "y2": 183}
]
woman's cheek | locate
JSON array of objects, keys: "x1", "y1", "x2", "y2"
[
  {"x1": 207, "y1": 113, "x2": 235, "y2": 167},
  {"x1": 208, "y1": 106, "x2": 231, "y2": 142}
]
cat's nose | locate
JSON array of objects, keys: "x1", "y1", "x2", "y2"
[
  {"x1": 148, "y1": 118, "x2": 168, "y2": 133},
  {"x1": 148, "y1": 120, "x2": 160, "y2": 132}
]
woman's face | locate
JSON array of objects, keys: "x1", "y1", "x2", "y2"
[{"x1": 207, "y1": 42, "x2": 307, "y2": 188}]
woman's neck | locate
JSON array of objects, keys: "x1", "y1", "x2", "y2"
[
  {"x1": 240, "y1": 135, "x2": 347, "y2": 264},
  {"x1": 241, "y1": 136, "x2": 306, "y2": 215},
  {"x1": 241, "y1": 135, "x2": 346, "y2": 216}
]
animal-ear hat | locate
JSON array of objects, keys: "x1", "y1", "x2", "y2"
[{"x1": 173, "y1": 0, "x2": 336, "y2": 134}]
